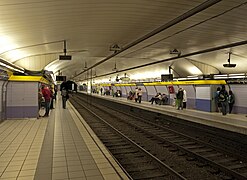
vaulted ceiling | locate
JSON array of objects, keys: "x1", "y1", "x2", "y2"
[{"x1": 0, "y1": 0, "x2": 247, "y2": 83}]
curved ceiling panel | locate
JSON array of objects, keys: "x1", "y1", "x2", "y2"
[{"x1": 0, "y1": 0, "x2": 246, "y2": 82}]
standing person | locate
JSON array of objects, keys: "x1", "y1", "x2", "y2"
[
  {"x1": 54, "y1": 85, "x2": 58, "y2": 101},
  {"x1": 137, "y1": 88, "x2": 142, "y2": 103},
  {"x1": 61, "y1": 87, "x2": 68, "y2": 109},
  {"x1": 100, "y1": 87, "x2": 103, "y2": 96},
  {"x1": 218, "y1": 85, "x2": 228, "y2": 115},
  {"x1": 135, "y1": 87, "x2": 139, "y2": 102},
  {"x1": 183, "y1": 89, "x2": 187, "y2": 109},
  {"x1": 37, "y1": 88, "x2": 43, "y2": 118},
  {"x1": 228, "y1": 90, "x2": 235, "y2": 114},
  {"x1": 41, "y1": 85, "x2": 51, "y2": 117},
  {"x1": 214, "y1": 87, "x2": 221, "y2": 112},
  {"x1": 176, "y1": 88, "x2": 184, "y2": 110},
  {"x1": 49, "y1": 87, "x2": 54, "y2": 109},
  {"x1": 111, "y1": 88, "x2": 114, "y2": 97}
]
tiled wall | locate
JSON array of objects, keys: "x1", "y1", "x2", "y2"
[
  {"x1": 195, "y1": 86, "x2": 211, "y2": 112},
  {"x1": 6, "y1": 82, "x2": 38, "y2": 119}
]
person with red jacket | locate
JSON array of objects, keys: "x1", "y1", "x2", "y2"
[{"x1": 41, "y1": 85, "x2": 51, "y2": 117}]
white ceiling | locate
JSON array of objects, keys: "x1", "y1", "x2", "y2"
[{"x1": 0, "y1": 0, "x2": 247, "y2": 82}]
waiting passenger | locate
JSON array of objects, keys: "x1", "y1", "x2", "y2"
[
  {"x1": 50, "y1": 87, "x2": 54, "y2": 109},
  {"x1": 214, "y1": 87, "x2": 222, "y2": 112},
  {"x1": 183, "y1": 89, "x2": 187, "y2": 109},
  {"x1": 127, "y1": 91, "x2": 134, "y2": 100},
  {"x1": 100, "y1": 87, "x2": 103, "y2": 96},
  {"x1": 114, "y1": 90, "x2": 121, "y2": 97},
  {"x1": 150, "y1": 93, "x2": 160, "y2": 104},
  {"x1": 61, "y1": 87, "x2": 69, "y2": 109},
  {"x1": 41, "y1": 85, "x2": 51, "y2": 117},
  {"x1": 135, "y1": 87, "x2": 139, "y2": 102},
  {"x1": 111, "y1": 89, "x2": 113, "y2": 97},
  {"x1": 218, "y1": 85, "x2": 228, "y2": 115},
  {"x1": 161, "y1": 94, "x2": 168, "y2": 105},
  {"x1": 176, "y1": 88, "x2": 184, "y2": 110},
  {"x1": 137, "y1": 88, "x2": 142, "y2": 103},
  {"x1": 228, "y1": 90, "x2": 235, "y2": 114},
  {"x1": 54, "y1": 85, "x2": 58, "y2": 101},
  {"x1": 37, "y1": 88, "x2": 43, "y2": 118}
]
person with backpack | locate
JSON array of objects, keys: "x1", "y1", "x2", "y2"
[
  {"x1": 61, "y1": 87, "x2": 69, "y2": 109},
  {"x1": 218, "y1": 85, "x2": 228, "y2": 115},
  {"x1": 214, "y1": 87, "x2": 222, "y2": 112}
]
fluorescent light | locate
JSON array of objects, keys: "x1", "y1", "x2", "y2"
[
  {"x1": 0, "y1": 62, "x2": 24, "y2": 73},
  {"x1": 0, "y1": 35, "x2": 17, "y2": 53},
  {"x1": 187, "y1": 66, "x2": 202, "y2": 75}
]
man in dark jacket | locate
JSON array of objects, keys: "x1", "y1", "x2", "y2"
[
  {"x1": 176, "y1": 88, "x2": 184, "y2": 110},
  {"x1": 218, "y1": 85, "x2": 228, "y2": 115}
]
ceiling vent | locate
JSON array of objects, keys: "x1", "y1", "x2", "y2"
[
  {"x1": 170, "y1": 48, "x2": 181, "y2": 56},
  {"x1": 223, "y1": 52, "x2": 236, "y2": 68}
]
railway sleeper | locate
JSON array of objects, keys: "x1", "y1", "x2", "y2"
[
  {"x1": 203, "y1": 152, "x2": 223, "y2": 158},
  {"x1": 111, "y1": 149, "x2": 139, "y2": 154},
  {"x1": 196, "y1": 162, "x2": 208, "y2": 167},
  {"x1": 177, "y1": 151, "x2": 187, "y2": 156},
  {"x1": 227, "y1": 163, "x2": 247, "y2": 170},
  {"x1": 208, "y1": 167, "x2": 221, "y2": 174},
  {"x1": 192, "y1": 148, "x2": 214, "y2": 153},
  {"x1": 215, "y1": 157, "x2": 238, "y2": 164},
  {"x1": 120, "y1": 158, "x2": 150, "y2": 165},
  {"x1": 106, "y1": 145, "x2": 132, "y2": 150},
  {"x1": 169, "y1": 139, "x2": 188, "y2": 143},
  {"x1": 168, "y1": 147, "x2": 178, "y2": 152},
  {"x1": 127, "y1": 165, "x2": 159, "y2": 172},
  {"x1": 131, "y1": 170, "x2": 167, "y2": 180},
  {"x1": 176, "y1": 141, "x2": 196, "y2": 146},
  {"x1": 103, "y1": 142, "x2": 130, "y2": 146},
  {"x1": 219, "y1": 174, "x2": 234, "y2": 180},
  {"x1": 186, "y1": 156, "x2": 196, "y2": 161},
  {"x1": 239, "y1": 171, "x2": 247, "y2": 177},
  {"x1": 164, "y1": 135, "x2": 180, "y2": 139},
  {"x1": 182, "y1": 144, "x2": 205, "y2": 150},
  {"x1": 101, "y1": 138, "x2": 124, "y2": 143}
]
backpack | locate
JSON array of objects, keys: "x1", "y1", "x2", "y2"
[
  {"x1": 218, "y1": 91, "x2": 226, "y2": 102},
  {"x1": 61, "y1": 89, "x2": 67, "y2": 96}
]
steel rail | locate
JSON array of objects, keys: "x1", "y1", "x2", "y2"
[
  {"x1": 81, "y1": 93, "x2": 247, "y2": 180},
  {"x1": 72, "y1": 95, "x2": 187, "y2": 180}
]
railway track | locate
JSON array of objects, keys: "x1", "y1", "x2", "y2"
[
  {"x1": 70, "y1": 93, "x2": 247, "y2": 180},
  {"x1": 70, "y1": 95, "x2": 186, "y2": 179}
]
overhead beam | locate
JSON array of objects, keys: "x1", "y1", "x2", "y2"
[{"x1": 0, "y1": 40, "x2": 64, "y2": 56}]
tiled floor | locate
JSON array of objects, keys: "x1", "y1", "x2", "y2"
[
  {"x1": 0, "y1": 119, "x2": 47, "y2": 179},
  {"x1": 0, "y1": 97, "x2": 129, "y2": 180}
]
